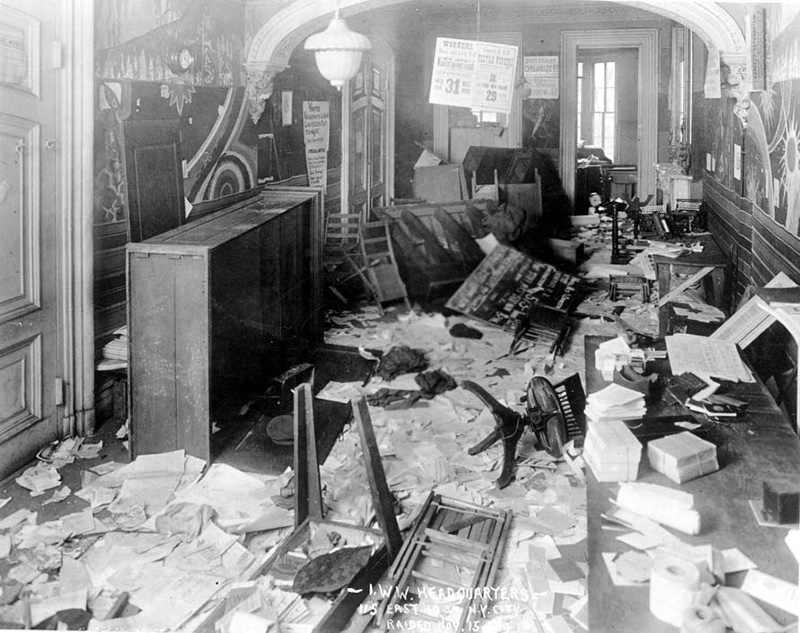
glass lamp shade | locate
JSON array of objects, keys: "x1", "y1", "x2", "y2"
[{"x1": 304, "y1": 13, "x2": 371, "y2": 89}]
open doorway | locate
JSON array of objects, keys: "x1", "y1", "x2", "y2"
[
  {"x1": 577, "y1": 50, "x2": 638, "y2": 165},
  {"x1": 573, "y1": 48, "x2": 639, "y2": 212},
  {"x1": 560, "y1": 29, "x2": 658, "y2": 212}
]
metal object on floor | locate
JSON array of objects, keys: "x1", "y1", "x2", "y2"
[
  {"x1": 461, "y1": 376, "x2": 570, "y2": 489},
  {"x1": 375, "y1": 492, "x2": 512, "y2": 633}
]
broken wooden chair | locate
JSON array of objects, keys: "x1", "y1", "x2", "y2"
[
  {"x1": 255, "y1": 385, "x2": 403, "y2": 632},
  {"x1": 375, "y1": 492, "x2": 512, "y2": 633}
]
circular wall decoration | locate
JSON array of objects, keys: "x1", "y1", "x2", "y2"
[{"x1": 208, "y1": 155, "x2": 252, "y2": 199}]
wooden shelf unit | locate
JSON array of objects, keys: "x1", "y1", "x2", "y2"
[{"x1": 126, "y1": 188, "x2": 324, "y2": 461}]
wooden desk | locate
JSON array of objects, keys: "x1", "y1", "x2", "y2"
[
  {"x1": 653, "y1": 238, "x2": 728, "y2": 335},
  {"x1": 584, "y1": 335, "x2": 800, "y2": 633}
]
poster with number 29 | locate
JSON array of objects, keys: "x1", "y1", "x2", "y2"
[{"x1": 429, "y1": 37, "x2": 518, "y2": 114}]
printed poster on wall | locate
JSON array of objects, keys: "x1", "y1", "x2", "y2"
[
  {"x1": 429, "y1": 37, "x2": 518, "y2": 114},
  {"x1": 524, "y1": 55, "x2": 559, "y2": 99},
  {"x1": 303, "y1": 101, "x2": 329, "y2": 189}
]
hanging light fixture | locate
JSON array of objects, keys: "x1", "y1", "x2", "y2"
[{"x1": 304, "y1": 9, "x2": 371, "y2": 90}]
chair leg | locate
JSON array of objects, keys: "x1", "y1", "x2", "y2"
[{"x1": 344, "y1": 253, "x2": 383, "y2": 313}]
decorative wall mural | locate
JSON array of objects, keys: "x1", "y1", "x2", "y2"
[
  {"x1": 523, "y1": 99, "x2": 559, "y2": 150},
  {"x1": 207, "y1": 154, "x2": 253, "y2": 199},
  {"x1": 696, "y1": 1, "x2": 800, "y2": 272},
  {"x1": 96, "y1": 0, "x2": 192, "y2": 50},
  {"x1": 763, "y1": 84, "x2": 800, "y2": 235},
  {"x1": 93, "y1": 81, "x2": 130, "y2": 225},
  {"x1": 769, "y1": 7, "x2": 800, "y2": 83},
  {"x1": 95, "y1": 1, "x2": 245, "y2": 88},
  {"x1": 166, "y1": 83, "x2": 196, "y2": 116}
]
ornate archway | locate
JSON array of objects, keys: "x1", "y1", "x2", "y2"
[{"x1": 245, "y1": 0, "x2": 747, "y2": 122}]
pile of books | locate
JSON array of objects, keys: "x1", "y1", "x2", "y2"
[
  {"x1": 97, "y1": 325, "x2": 128, "y2": 371},
  {"x1": 663, "y1": 371, "x2": 718, "y2": 405},
  {"x1": 585, "y1": 383, "x2": 646, "y2": 423},
  {"x1": 665, "y1": 372, "x2": 748, "y2": 421},
  {"x1": 685, "y1": 394, "x2": 748, "y2": 421}
]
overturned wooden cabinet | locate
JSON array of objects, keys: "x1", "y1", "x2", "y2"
[{"x1": 126, "y1": 188, "x2": 323, "y2": 461}]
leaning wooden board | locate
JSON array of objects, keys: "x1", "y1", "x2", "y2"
[{"x1": 445, "y1": 244, "x2": 581, "y2": 351}]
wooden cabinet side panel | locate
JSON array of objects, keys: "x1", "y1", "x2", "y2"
[
  {"x1": 128, "y1": 253, "x2": 179, "y2": 457},
  {"x1": 173, "y1": 255, "x2": 211, "y2": 461}
]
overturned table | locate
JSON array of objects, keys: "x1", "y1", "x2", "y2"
[{"x1": 584, "y1": 335, "x2": 799, "y2": 633}]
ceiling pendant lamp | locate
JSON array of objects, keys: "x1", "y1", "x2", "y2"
[{"x1": 304, "y1": 9, "x2": 371, "y2": 90}]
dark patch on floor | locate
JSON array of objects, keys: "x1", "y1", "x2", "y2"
[{"x1": 212, "y1": 343, "x2": 377, "y2": 476}]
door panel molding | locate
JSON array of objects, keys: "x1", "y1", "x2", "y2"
[
  {"x1": 0, "y1": 116, "x2": 41, "y2": 322},
  {"x1": 0, "y1": 5, "x2": 41, "y2": 98},
  {"x1": 0, "y1": 334, "x2": 42, "y2": 443}
]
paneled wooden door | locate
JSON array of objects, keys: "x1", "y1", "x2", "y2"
[
  {"x1": 0, "y1": 0, "x2": 63, "y2": 479},
  {"x1": 344, "y1": 39, "x2": 395, "y2": 219}
]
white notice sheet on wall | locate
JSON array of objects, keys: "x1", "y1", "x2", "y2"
[
  {"x1": 429, "y1": 37, "x2": 518, "y2": 114},
  {"x1": 303, "y1": 101, "x2": 329, "y2": 189}
]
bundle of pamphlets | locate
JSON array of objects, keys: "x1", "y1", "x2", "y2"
[{"x1": 585, "y1": 383, "x2": 646, "y2": 422}]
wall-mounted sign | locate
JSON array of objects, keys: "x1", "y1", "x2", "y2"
[
  {"x1": 303, "y1": 101, "x2": 329, "y2": 189},
  {"x1": 523, "y1": 55, "x2": 559, "y2": 99},
  {"x1": 429, "y1": 37, "x2": 518, "y2": 114}
]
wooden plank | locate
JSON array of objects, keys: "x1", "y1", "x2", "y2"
[
  {"x1": 174, "y1": 255, "x2": 211, "y2": 461},
  {"x1": 656, "y1": 265, "x2": 715, "y2": 307},
  {"x1": 432, "y1": 205, "x2": 485, "y2": 270},
  {"x1": 128, "y1": 253, "x2": 179, "y2": 457},
  {"x1": 412, "y1": 164, "x2": 467, "y2": 203},
  {"x1": 352, "y1": 396, "x2": 403, "y2": 560},
  {"x1": 293, "y1": 384, "x2": 323, "y2": 527}
]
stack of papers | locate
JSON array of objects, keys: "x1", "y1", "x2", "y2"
[
  {"x1": 585, "y1": 383, "x2": 646, "y2": 422},
  {"x1": 97, "y1": 326, "x2": 128, "y2": 371},
  {"x1": 665, "y1": 333, "x2": 754, "y2": 383}
]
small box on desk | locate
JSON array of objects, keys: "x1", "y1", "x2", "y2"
[
  {"x1": 584, "y1": 420, "x2": 642, "y2": 482},
  {"x1": 647, "y1": 431, "x2": 718, "y2": 484}
]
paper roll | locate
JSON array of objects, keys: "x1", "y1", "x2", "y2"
[
  {"x1": 650, "y1": 555, "x2": 701, "y2": 627},
  {"x1": 681, "y1": 606, "x2": 726, "y2": 633},
  {"x1": 617, "y1": 483, "x2": 701, "y2": 535}
]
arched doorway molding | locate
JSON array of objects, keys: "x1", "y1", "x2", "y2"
[
  {"x1": 245, "y1": 0, "x2": 749, "y2": 201},
  {"x1": 246, "y1": 0, "x2": 747, "y2": 105}
]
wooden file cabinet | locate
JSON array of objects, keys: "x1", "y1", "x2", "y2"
[{"x1": 126, "y1": 188, "x2": 323, "y2": 461}]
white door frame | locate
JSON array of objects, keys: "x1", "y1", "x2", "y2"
[
  {"x1": 560, "y1": 29, "x2": 659, "y2": 209},
  {"x1": 60, "y1": 0, "x2": 95, "y2": 437}
]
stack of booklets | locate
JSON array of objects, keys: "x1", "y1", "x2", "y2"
[
  {"x1": 585, "y1": 383, "x2": 646, "y2": 422},
  {"x1": 663, "y1": 372, "x2": 719, "y2": 406}
]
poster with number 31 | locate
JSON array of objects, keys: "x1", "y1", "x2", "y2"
[{"x1": 429, "y1": 37, "x2": 518, "y2": 115}]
